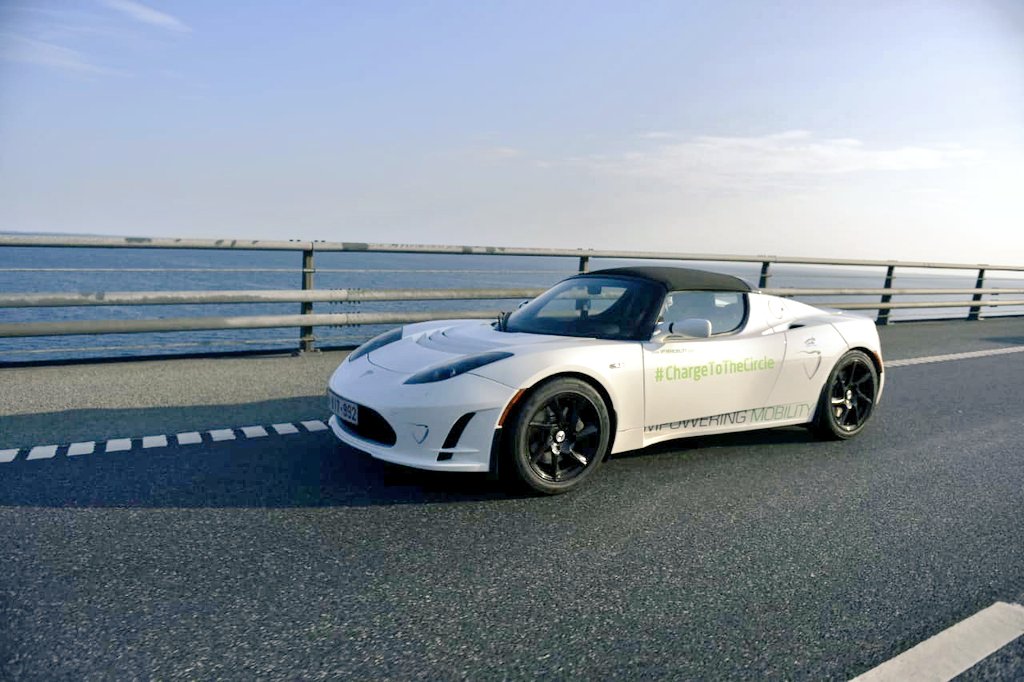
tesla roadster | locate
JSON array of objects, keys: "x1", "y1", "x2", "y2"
[{"x1": 327, "y1": 266, "x2": 883, "y2": 494}]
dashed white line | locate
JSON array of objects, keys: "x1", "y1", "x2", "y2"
[
  {"x1": 887, "y1": 345, "x2": 1024, "y2": 368},
  {"x1": 176, "y1": 431, "x2": 202, "y2": 445},
  {"x1": 106, "y1": 438, "x2": 132, "y2": 452},
  {"x1": 67, "y1": 441, "x2": 95, "y2": 456},
  {"x1": 850, "y1": 601, "x2": 1024, "y2": 681},
  {"x1": 26, "y1": 445, "x2": 58, "y2": 460},
  {"x1": 1, "y1": 421, "x2": 332, "y2": 462},
  {"x1": 241, "y1": 425, "x2": 268, "y2": 438}
]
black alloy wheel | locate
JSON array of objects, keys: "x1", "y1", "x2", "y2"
[
  {"x1": 506, "y1": 378, "x2": 611, "y2": 494},
  {"x1": 812, "y1": 350, "x2": 878, "y2": 439}
]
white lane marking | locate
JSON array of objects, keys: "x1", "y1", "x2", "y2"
[
  {"x1": 241, "y1": 425, "x2": 268, "y2": 438},
  {"x1": 67, "y1": 441, "x2": 95, "y2": 456},
  {"x1": 176, "y1": 432, "x2": 202, "y2": 445},
  {"x1": 888, "y1": 345, "x2": 1024, "y2": 368},
  {"x1": 4, "y1": 417, "x2": 326, "y2": 460},
  {"x1": 26, "y1": 445, "x2": 58, "y2": 460},
  {"x1": 106, "y1": 438, "x2": 132, "y2": 452},
  {"x1": 850, "y1": 601, "x2": 1024, "y2": 681}
]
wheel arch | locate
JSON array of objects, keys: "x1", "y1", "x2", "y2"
[
  {"x1": 851, "y1": 346, "x2": 884, "y2": 376},
  {"x1": 551, "y1": 372, "x2": 619, "y2": 452},
  {"x1": 491, "y1": 370, "x2": 620, "y2": 474},
  {"x1": 847, "y1": 342, "x2": 888, "y2": 378},
  {"x1": 849, "y1": 345, "x2": 884, "y2": 404},
  {"x1": 811, "y1": 346, "x2": 881, "y2": 439}
]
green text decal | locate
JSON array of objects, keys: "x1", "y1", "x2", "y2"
[{"x1": 654, "y1": 356, "x2": 776, "y2": 383}]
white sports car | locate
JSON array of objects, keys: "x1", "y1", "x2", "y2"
[{"x1": 327, "y1": 267, "x2": 884, "y2": 494}]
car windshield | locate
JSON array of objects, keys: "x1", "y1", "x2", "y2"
[{"x1": 504, "y1": 276, "x2": 663, "y2": 340}]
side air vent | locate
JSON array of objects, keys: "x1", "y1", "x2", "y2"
[{"x1": 437, "y1": 412, "x2": 475, "y2": 461}]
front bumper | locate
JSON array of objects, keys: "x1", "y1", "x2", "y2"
[{"x1": 327, "y1": 354, "x2": 517, "y2": 472}]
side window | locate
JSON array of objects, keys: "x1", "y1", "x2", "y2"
[{"x1": 660, "y1": 291, "x2": 747, "y2": 335}]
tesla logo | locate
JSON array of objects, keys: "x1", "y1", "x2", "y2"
[
  {"x1": 360, "y1": 369, "x2": 374, "y2": 378},
  {"x1": 411, "y1": 424, "x2": 429, "y2": 444},
  {"x1": 801, "y1": 350, "x2": 821, "y2": 379}
]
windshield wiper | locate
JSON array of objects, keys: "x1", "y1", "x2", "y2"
[{"x1": 495, "y1": 311, "x2": 511, "y2": 332}]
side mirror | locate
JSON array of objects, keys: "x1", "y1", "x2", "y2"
[
  {"x1": 676, "y1": 318, "x2": 712, "y2": 338},
  {"x1": 652, "y1": 318, "x2": 712, "y2": 343}
]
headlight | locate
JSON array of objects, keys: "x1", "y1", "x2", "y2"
[
  {"x1": 404, "y1": 351, "x2": 513, "y2": 385},
  {"x1": 348, "y1": 327, "x2": 403, "y2": 362}
]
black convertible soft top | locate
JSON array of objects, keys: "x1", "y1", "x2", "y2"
[{"x1": 579, "y1": 266, "x2": 751, "y2": 293}]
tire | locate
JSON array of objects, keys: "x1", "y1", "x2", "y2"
[
  {"x1": 812, "y1": 350, "x2": 878, "y2": 440},
  {"x1": 504, "y1": 378, "x2": 611, "y2": 495}
]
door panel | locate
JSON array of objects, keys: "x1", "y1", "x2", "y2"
[{"x1": 642, "y1": 333, "x2": 786, "y2": 430}]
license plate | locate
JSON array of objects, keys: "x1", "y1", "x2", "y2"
[{"x1": 329, "y1": 392, "x2": 359, "y2": 425}]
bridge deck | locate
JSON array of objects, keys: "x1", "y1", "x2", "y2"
[{"x1": 0, "y1": 317, "x2": 1022, "y2": 679}]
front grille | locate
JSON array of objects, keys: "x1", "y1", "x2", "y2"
[{"x1": 338, "y1": 402, "x2": 397, "y2": 447}]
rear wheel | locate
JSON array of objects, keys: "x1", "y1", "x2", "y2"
[
  {"x1": 505, "y1": 378, "x2": 611, "y2": 495},
  {"x1": 812, "y1": 350, "x2": 878, "y2": 439}
]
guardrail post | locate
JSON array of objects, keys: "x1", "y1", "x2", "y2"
[
  {"x1": 758, "y1": 261, "x2": 771, "y2": 288},
  {"x1": 578, "y1": 256, "x2": 590, "y2": 273},
  {"x1": 876, "y1": 265, "x2": 896, "y2": 325},
  {"x1": 299, "y1": 246, "x2": 316, "y2": 352},
  {"x1": 967, "y1": 268, "x2": 986, "y2": 321}
]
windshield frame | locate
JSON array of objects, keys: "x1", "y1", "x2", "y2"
[{"x1": 504, "y1": 275, "x2": 665, "y2": 341}]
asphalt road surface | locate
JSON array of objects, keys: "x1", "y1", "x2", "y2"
[{"x1": 1, "y1": 319, "x2": 1022, "y2": 679}]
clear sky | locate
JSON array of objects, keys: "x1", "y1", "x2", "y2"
[{"x1": 1, "y1": 1, "x2": 1022, "y2": 263}]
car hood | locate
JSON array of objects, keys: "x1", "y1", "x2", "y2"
[{"x1": 365, "y1": 320, "x2": 567, "y2": 374}]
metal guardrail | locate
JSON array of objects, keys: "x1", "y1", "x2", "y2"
[
  {"x1": 0, "y1": 288, "x2": 550, "y2": 307},
  {"x1": 1, "y1": 235, "x2": 1022, "y2": 354},
  {"x1": 0, "y1": 311, "x2": 503, "y2": 339},
  {"x1": 3, "y1": 287, "x2": 1024, "y2": 309}
]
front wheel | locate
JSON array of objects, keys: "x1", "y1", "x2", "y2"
[
  {"x1": 505, "y1": 378, "x2": 611, "y2": 495},
  {"x1": 812, "y1": 350, "x2": 878, "y2": 440}
]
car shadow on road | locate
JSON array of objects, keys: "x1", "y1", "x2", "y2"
[
  {"x1": 984, "y1": 336, "x2": 1024, "y2": 346},
  {"x1": 0, "y1": 395, "x2": 519, "y2": 508},
  {"x1": 0, "y1": 396, "x2": 826, "y2": 509},
  {"x1": 0, "y1": 431, "x2": 509, "y2": 509}
]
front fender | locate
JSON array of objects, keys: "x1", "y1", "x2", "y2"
[{"x1": 472, "y1": 342, "x2": 646, "y2": 443}]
